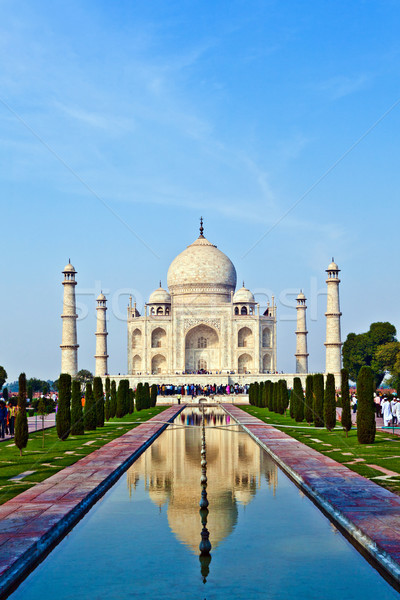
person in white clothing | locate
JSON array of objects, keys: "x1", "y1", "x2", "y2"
[
  {"x1": 395, "y1": 401, "x2": 400, "y2": 426},
  {"x1": 381, "y1": 397, "x2": 392, "y2": 427}
]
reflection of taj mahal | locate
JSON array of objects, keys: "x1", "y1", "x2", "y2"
[
  {"x1": 127, "y1": 220, "x2": 277, "y2": 378},
  {"x1": 126, "y1": 408, "x2": 278, "y2": 553}
]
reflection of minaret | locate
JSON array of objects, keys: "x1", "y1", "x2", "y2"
[
  {"x1": 325, "y1": 259, "x2": 342, "y2": 374},
  {"x1": 199, "y1": 407, "x2": 211, "y2": 584},
  {"x1": 95, "y1": 293, "x2": 108, "y2": 376},
  {"x1": 60, "y1": 260, "x2": 79, "y2": 376},
  {"x1": 295, "y1": 291, "x2": 308, "y2": 374}
]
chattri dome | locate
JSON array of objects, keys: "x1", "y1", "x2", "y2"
[
  {"x1": 148, "y1": 284, "x2": 171, "y2": 304},
  {"x1": 167, "y1": 228, "x2": 237, "y2": 304},
  {"x1": 63, "y1": 261, "x2": 76, "y2": 273},
  {"x1": 233, "y1": 284, "x2": 255, "y2": 304}
]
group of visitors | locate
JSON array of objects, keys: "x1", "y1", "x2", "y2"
[
  {"x1": 377, "y1": 396, "x2": 400, "y2": 427},
  {"x1": 157, "y1": 383, "x2": 249, "y2": 397},
  {"x1": 0, "y1": 400, "x2": 17, "y2": 438}
]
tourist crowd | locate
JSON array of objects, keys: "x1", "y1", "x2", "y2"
[
  {"x1": 157, "y1": 383, "x2": 249, "y2": 397},
  {"x1": 0, "y1": 400, "x2": 17, "y2": 438}
]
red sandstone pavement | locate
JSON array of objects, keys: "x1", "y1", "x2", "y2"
[
  {"x1": 0, "y1": 406, "x2": 184, "y2": 597},
  {"x1": 224, "y1": 404, "x2": 400, "y2": 584}
]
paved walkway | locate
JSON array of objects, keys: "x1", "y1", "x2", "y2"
[
  {"x1": 1, "y1": 414, "x2": 56, "y2": 443},
  {"x1": 224, "y1": 404, "x2": 400, "y2": 588},
  {"x1": 0, "y1": 405, "x2": 184, "y2": 597}
]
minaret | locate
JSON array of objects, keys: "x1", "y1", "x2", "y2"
[
  {"x1": 60, "y1": 260, "x2": 79, "y2": 376},
  {"x1": 295, "y1": 291, "x2": 308, "y2": 373},
  {"x1": 95, "y1": 293, "x2": 108, "y2": 376},
  {"x1": 324, "y1": 259, "x2": 342, "y2": 373}
]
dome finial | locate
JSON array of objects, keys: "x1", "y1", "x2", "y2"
[
  {"x1": 199, "y1": 216, "x2": 204, "y2": 238},
  {"x1": 159, "y1": 280, "x2": 162, "y2": 288},
  {"x1": 243, "y1": 280, "x2": 245, "y2": 288}
]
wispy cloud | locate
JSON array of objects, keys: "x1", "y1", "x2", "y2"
[{"x1": 315, "y1": 74, "x2": 371, "y2": 100}]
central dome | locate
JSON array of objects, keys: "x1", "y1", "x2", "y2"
[{"x1": 167, "y1": 233, "x2": 237, "y2": 304}]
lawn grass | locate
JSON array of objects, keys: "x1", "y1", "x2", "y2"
[
  {"x1": 240, "y1": 406, "x2": 400, "y2": 495},
  {"x1": 0, "y1": 406, "x2": 169, "y2": 505}
]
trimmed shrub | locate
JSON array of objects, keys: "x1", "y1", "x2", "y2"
[
  {"x1": 304, "y1": 375, "x2": 314, "y2": 424},
  {"x1": 117, "y1": 381, "x2": 126, "y2": 418},
  {"x1": 84, "y1": 382, "x2": 97, "y2": 431},
  {"x1": 258, "y1": 382, "x2": 264, "y2": 408},
  {"x1": 128, "y1": 389, "x2": 134, "y2": 414},
  {"x1": 136, "y1": 383, "x2": 143, "y2": 411},
  {"x1": 143, "y1": 383, "x2": 151, "y2": 409},
  {"x1": 324, "y1": 373, "x2": 336, "y2": 431},
  {"x1": 14, "y1": 373, "x2": 29, "y2": 456},
  {"x1": 357, "y1": 365, "x2": 376, "y2": 444},
  {"x1": 289, "y1": 388, "x2": 295, "y2": 418},
  {"x1": 293, "y1": 377, "x2": 304, "y2": 422},
  {"x1": 253, "y1": 382, "x2": 259, "y2": 408},
  {"x1": 71, "y1": 379, "x2": 84, "y2": 435},
  {"x1": 105, "y1": 377, "x2": 111, "y2": 421},
  {"x1": 341, "y1": 368, "x2": 352, "y2": 435},
  {"x1": 93, "y1": 377, "x2": 104, "y2": 427},
  {"x1": 313, "y1": 374, "x2": 325, "y2": 428},
  {"x1": 150, "y1": 384, "x2": 157, "y2": 408},
  {"x1": 110, "y1": 380, "x2": 117, "y2": 418},
  {"x1": 56, "y1": 373, "x2": 71, "y2": 441}
]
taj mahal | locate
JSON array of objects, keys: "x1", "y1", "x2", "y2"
[{"x1": 60, "y1": 219, "x2": 342, "y2": 386}]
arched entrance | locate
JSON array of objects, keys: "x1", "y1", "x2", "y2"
[
  {"x1": 151, "y1": 354, "x2": 167, "y2": 374},
  {"x1": 238, "y1": 353, "x2": 253, "y2": 374},
  {"x1": 185, "y1": 324, "x2": 219, "y2": 373}
]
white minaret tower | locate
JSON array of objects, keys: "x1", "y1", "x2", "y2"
[
  {"x1": 60, "y1": 260, "x2": 79, "y2": 376},
  {"x1": 324, "y1": 259, "x2": 342, "y2": 374},
  {"x1": 95, "y1": 293, "x2": 108, "y2": 376},
  {"x1": 295, "y1": 291, "x2": 308, "y2": 373}
]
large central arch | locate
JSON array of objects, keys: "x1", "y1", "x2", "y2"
[{"x1": 185, "y1": 324, "x2": 220, "y2": 373}]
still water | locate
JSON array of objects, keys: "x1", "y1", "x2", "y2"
[{"x1": 9, "y1": 408, "x2": 399, "y2": 599}]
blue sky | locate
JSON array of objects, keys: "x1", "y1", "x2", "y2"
[{"x1": 1, "y1": 0, "x2": 400, "y2": 381}]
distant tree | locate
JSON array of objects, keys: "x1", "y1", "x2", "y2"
[
  {"x1": 280, "y1": 380, "x2": 289, "y2": 413},
  {"x1": 14, "y1": 373, "x2": 29, "y2": 456},
  {"x1": 253, "y1": 382, "x2": 260, "y2": 408},
  {"x1": 42, "y1": 382, "x2": 49, "y2": 396},
  {"x1": 27, "y1": 385, "x2": 33, "y2": 402},
  {"x1": 341, "y1": 368, "x2": 352, "y2": 436},
  {"x1": 343, "y1": 322, "x2": 396, "y2": 386},
  {"x1": 277, "y1": 380, "x2": 285, "y2": 415},
  {"x1": 289, "y1": 386, "x2": 295, "y2": 419},
  {"x1": 293, "y1": 377, "x2": 304, "y2": 422},
  {"x1": 304, "y1": 375, "x2": 314, "y2": 424},
  {"x1": 71, "y1": 379, "x2": 84, "y2": 435},
  {"x1": 56, "y1": 373, "x2": 71, "y2": 441},
  {"x1": 150, "y1": 384, "x2": 157, "y2": 408},
  {"x1": 105, "y1": 377, "x2": 111, "y2": 421},
  {"x1": 93, "y1": 377, "x2": 104, "y2": 427},
  {"x1": 0, "y1": 366, "x2": 7, "y2": 390},
  {"x1": 143, "y1": 383, "x2": 151, "y2": 409},
  {"x1": 110, "y1": 380, "x2": 117, "y2": 418},
  {"x1": 262, "y1": 381, "x2": 268, "y2": 408},
  {"x1": 76, "y1": 369, "x2": 94, "y2": 391},
  {"x1": 357, "y1": 366, "x2": 376, "y2": 444},
  {"x1": 324, "y1": 374, "x2": 336, "y2": 431},
  {"x1": 84, "y1": 382, "x2": 97, "y2": 431},
  {"x1": 313, "y1": 374, "x2": 325, "y2": 428},
  {"x1": 374, "y1": 341, "x2": 400, "y2": 393},
  {"x1": 2, "y1": 387, "x2": 8, "y2": 402}
]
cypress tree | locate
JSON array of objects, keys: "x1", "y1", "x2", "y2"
[
  {"x1": 266, "y1": 381, "x2": 273, "y2": 410},
  {"x1": 14, "y1": 372, "x2": 29, "y2": 456},
  {"x1": 341, "y1": 368, "x2": 352, "y2": 436},
  {"x1": 304, "y1": 375, "x2": 314, "y2": 424},
  {"x1": 136, "y1": 382, "x2": 143, "y2": 411},
  {"x1": 272, "y1": 382, "x2": 278, "y2": 412},
  {"x1": 128, "y1": 388, "x2": 134, "y2": 414},
  {"x1": 71, "y1": 379, "x2": 84, "y2": 435},
  {"x1": 93, "y1": 377, "x2": 105, "y2": 427},
  {"x1": 27, "y1": 385, "x2": 33, "y2": 402},
  {"x1": 258, "y1": 382, "x2": 264, "y2": 408},
  {"x1": 116, "y1": 381, "x2": 125, "y2": 418},
  {"x1": 150, "y1": 384, "x2": 157, "y2": 407},
  {"x1": 293, "y1": 377, "x2": 304, "y2": 422},
  {"x1": 3, "y1": 387, "x2": 8, "y2": 402},
  {"x1": 143, "y1": 383, "x2": 151, "y2": 409},
  {"x1": 289, "y1": 387, "x2": 295, "y2": 418},
  {"x1": 357, "y1": 365, "x2": 376, "y2": 444},
  {"x1": 84, "y1": 382, "x2": 97, "y2": 431},
  {"x1": 279, "y1": 380, "x2": 289, "y2": 414},
  {"x1": 56, "y1": 373, "x2": 71, "y2": 441},
  {"x1": 324, "y1": 373, "x2": 336, "y2": 431},
  {"x1": 124, "y1": 380, "x2": 131, "y2": 414},
  {"x1": 253, "y1": 382, "x2": 259, "y2": 408},
  {"x1": 105, "y1": 377, "x2": 111, "y2": 421},
  {"x1": 313, "y1": 374, "x2": 325, "y2": 427},
  {"x1": 110, "y1": 380, "x2": 117, "y2": 418}
]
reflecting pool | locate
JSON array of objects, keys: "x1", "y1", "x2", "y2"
[{"x1": 8, "y1": 407, "x2": 399, "y2": 599}]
